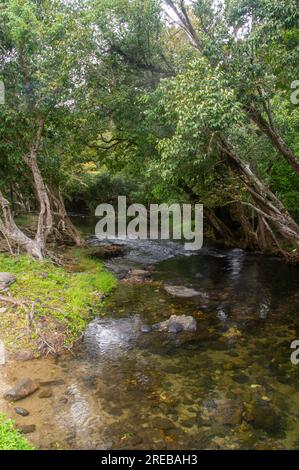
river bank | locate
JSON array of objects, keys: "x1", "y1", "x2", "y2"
[{"x1": 0, "y1": 248, "x2": 116, "y2": 360}]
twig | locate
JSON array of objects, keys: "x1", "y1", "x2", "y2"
[
  {"x1": 0, "y1": 295, "x2": 30, "y2": 309},
  {"x1": 27, "y1": 301, "x2": 35, "y2": 328}
]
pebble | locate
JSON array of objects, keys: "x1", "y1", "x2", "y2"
[{"x1": 15, "y1": 407, "x2": 30, "y2": 417}]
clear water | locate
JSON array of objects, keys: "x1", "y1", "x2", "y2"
[{"x1": 1, "y1": 240, "x2": 299, "y2": 450}]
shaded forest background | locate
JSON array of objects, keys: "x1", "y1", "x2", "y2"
[{"x1": 0, "y1": 0, "x2": 299, "y2": 260}]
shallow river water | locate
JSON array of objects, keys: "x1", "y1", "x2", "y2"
[{"x1": 1, "y1": 239, "x2": 299, "y2": 450}]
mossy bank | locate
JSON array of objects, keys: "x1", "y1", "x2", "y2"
[{"x1": 0, "y1": 249, "x2": 116, "y2": 358}]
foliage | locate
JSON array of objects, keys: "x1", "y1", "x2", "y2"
[
  {"x1": 0, "y1": 415, "x2": 33, "y2": 450},
  {"x1": 1, "y1": 0, "x2": 299, "y2": 251}
]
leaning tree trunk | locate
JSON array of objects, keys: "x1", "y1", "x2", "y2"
[
  {"x1": 205, "y1": 208, "x2": 236, "y2": 246},
  {"x1": 245, "y1": 105, "x2": 299, "y2": 174},
  {"x1": 48, "y1": 187, "x2": 84, "y2": 246},
  {"x1": 0, "y1": 190, "x2": 44, "y2": 259},
  {"x1": 219, "y1": 137, "x2": 299, "y2": 258}
]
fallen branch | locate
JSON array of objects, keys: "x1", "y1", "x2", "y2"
[{"x1": 0, "y1": 295, "x2": 30, "y2": 309}]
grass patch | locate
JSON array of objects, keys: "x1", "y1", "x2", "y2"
[
  {"x1": 0, "y1": 250, "x2": 116, "y2": 353},
  {"x1": 0, "y1": 415, "x2": 33, "y2": 450}
]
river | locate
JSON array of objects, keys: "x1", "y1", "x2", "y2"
[{"x1": 1, "y1": 232, "x2": 299, "y2": 449}]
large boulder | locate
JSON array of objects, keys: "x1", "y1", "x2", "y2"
[
  {"x1": 153, "y1": 314, "x2": 197, "y2": 333},
  {"x1": 4, "y1": 378, "x2": 39, "y2": 402},
  {"x1": 0, "y1": 272, "x2": 16, "y2": 290}
]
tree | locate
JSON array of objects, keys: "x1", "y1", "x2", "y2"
[
  {"x1": 0, "y1": 0, "x2": 87, "y2": 257},
  {"x1": 88, "y1": 0, "x2": 299, "y2": 257}
]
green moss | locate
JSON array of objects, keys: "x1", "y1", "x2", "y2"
[
  {"x1": 0, "y1": 415, "x2": 33, "y2": 450},
  {"x1": 0, "y1": 251, "x2": 116, "y2": 351}
]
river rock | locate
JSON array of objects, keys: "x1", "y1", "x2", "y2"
[
  {"x1": 244, "y1": 401, "x2": 285, "y2": 436},
  {"x1": 153, "y1": 315, "x2": 197, "y2": 333},
  {"x1": 168, "y1": 322, "x2": 184, "y2": 334},
  {"x1": 201, "y1": 398, "x2": 243, "y2": 425},
  {"x1": 4, "y1": 378, "x2": 39, "y2": 401},
  {"x1": 164, "y1": 285, "x2": 201, "y2": 298},
  {"x1": 151, "y1": 416, "x2": 177, "y2": 431},
  {"x1": 140, "y1": 324, "x2": 152, "y2": 333},
  {"x1": 18, "y1": 424, "x2": 36, "y2": 434},
  {"x1": 0, "y1": 272, "x2": 16, "y2": 290},
  {"x1": 15, "y1": 407, "x2": 30, "y2": 417}
]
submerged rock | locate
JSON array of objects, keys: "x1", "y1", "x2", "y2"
[
  {"x1": 153, "y1": 315, "x2": 197, "y2": 333},
  {"x1": 151, "y1": 416, "x2": 177, "y2": 431},
  {"x1": 0, "y1": 272, "x2": 16, "y2": 290},
  {"x1": 201, "y1": 398, "x2": 243, "y2": 426},
  {"x1": 18, "y1": 424, "x2": 36, "y2": 434},
  {"x1": 244, "y1": 401, "x2": 285, "y2": 437},
  {"x1": 4, "y1": 378, "x2": 39, "y2": 401},
  {"x1": 38, "y1": 389, "x2": 53, "y2": 399},
  {"x1": 164, "y1": 285, "x2": 201, "y2": 298}
]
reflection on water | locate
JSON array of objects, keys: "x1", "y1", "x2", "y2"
[{"x1": 2, "y1": 242, "x2": 299, "y2": 449}]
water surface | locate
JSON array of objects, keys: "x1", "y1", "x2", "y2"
[{"x1": 1, "y1": 242, "x2": 299, "y2": 449}]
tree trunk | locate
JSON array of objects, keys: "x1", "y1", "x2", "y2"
[
  {"x1": 48, "y1": 187, "x2": 84, "y2": 246},
  {"x1": 245, "y1": 105, "x2": 299, "y2": 174},
  {"x1": 23, "y1": 147, "x2": 53, "y2": 249},
  {"x1": 0, "y1": 191, "x2": 44, "y2": 259}
]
